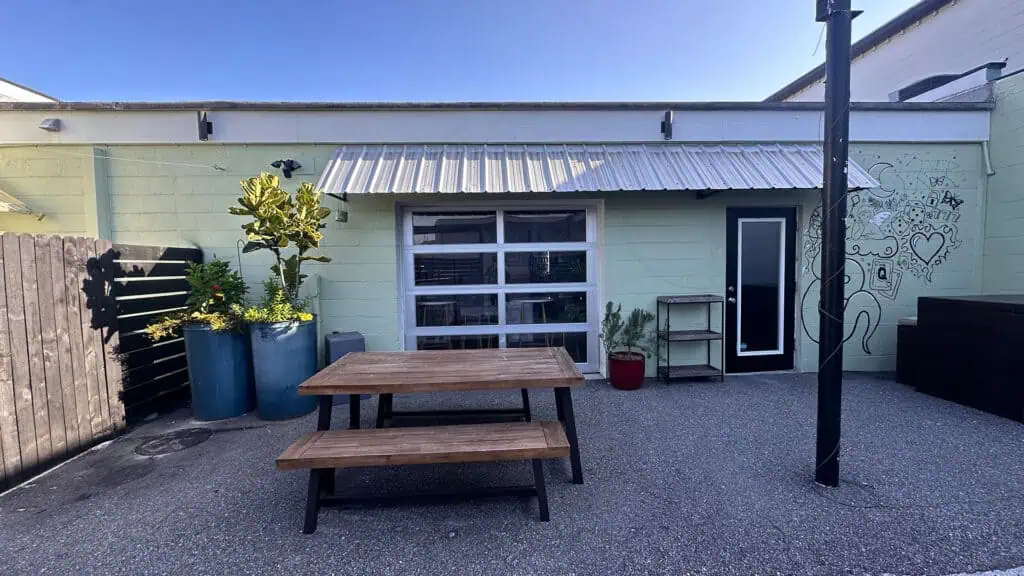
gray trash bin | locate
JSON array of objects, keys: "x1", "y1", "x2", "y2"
[{"x1": 325, "y1": 331, "x2": 367, "y2": 405}]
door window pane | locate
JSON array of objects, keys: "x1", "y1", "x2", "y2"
[
  {"x1": 414, "y1": 253, "x2": 497, "y2": 286},
  {"x1": 507, "y1": 332, "x2": 588, "y2": 363},
  {"x1": 506, "y1": 292, "x2": 587, "y2": 324},
  {"x1": 505, "y1": 251, "x2": 586, "y2": 284},
  {"x1": 417, "y1": 335, "x2": 499, "y2": 351},
  {"x1": 739, "y1": 220, "x2": 782, "y2": 353},
  {"x1": 504, "y1": 211, "x2": 586, "y2": 243},
  {"x1": 415, "y1": 294, "x2": 498, "y2": 327},
  {"x1": 413, "y1": 212, "x2": 497, "y2": 245}
]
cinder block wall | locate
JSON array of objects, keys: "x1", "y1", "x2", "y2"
[
  {"x1": 101, "y1": 144, "x2": 401, "y2": 353},
  {"x1": 983, "y1": 72, "x2": 1024, "y2": 294},
  {"x1": 0, "y1": 146, "x2": 95, "y2": 235},
  {"x1": 0, "y1": 141, "x2": 988, "y2": 374}
]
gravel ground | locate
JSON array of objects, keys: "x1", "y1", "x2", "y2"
[{"x1": 2, "y1": 373, "x2": 1024, "y2": 576}]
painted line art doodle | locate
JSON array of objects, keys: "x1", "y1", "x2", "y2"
[{"x1": 801, "y1": 155, "x2": 966, "y2": 354}]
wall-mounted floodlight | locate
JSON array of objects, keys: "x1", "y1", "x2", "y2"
[{"x1": 38, "y1": 118, "x2": 62, "y2": 132}]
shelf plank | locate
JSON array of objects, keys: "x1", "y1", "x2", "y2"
[
  {"x1": 659, "y1": 330, "x2": 723, "y2": 342},
  {"x1": 658, "y1": 364, "x2": 723, "y2": 380},
  {"x1": 657, "y1": 294, "x2": 724, "y2": 304}
]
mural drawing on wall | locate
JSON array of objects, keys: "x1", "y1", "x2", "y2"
[{"x1": 801, "y1": 157, "x2": 966, "y2": 354}]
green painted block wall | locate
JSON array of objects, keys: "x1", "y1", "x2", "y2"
[
  {"x1": 102, "y1": 144, "x2": 401, "y2": 353},
  {"x1": 0, "y1": 141, "x2": 987, "y2": 374},
  {"x1": 984, "y1": 73, "x2": 1024, "y2": 294},
  {"x1": 0, "y1": 146, "x2": 93, "y2": 235},
  {"x1": 603, "y1": 143, "x2": 984, "y2": 375}
]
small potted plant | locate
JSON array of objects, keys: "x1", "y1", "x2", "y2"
[
  {"x1": 600, "y1": 302, "x2": 655, "y2": 390},
  {"x1": 230, "y1": 173, "x2": 331, "y2": 420},
  {"x1": 145, "y1": 260, "x2": 253, "y2": 421}
]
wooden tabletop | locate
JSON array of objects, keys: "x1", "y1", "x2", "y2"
[{"x1": 298, "y1": 347, "x2": 584, "y2": 395}]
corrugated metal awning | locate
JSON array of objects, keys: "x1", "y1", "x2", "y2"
[{"x1": 316, "y1": 143, "x2": 878, "y2": 195}]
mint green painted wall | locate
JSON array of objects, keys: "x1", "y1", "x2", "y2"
[
  {"x1": 102, "y1": 144, "x2": 401, "y2": 353},
  {"x1": 0, "y1": 146, "x2": 93, "y2": 234},
  {"x1": 984, "y1": 73, "x2": 1024, "y2": 294},
  {"x1": 603, "y1": 143, "x2": 985, "y2": 375},
  {"x1": 798, "y1": 144, "x2": 984, "y2": 372},
  {"x1": 0, "y1": 141, "x2": 986, "y2": 373}
]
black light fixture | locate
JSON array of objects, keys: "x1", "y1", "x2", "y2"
[
  {"x1": 271, "y1": 159, "x2": 302, "y2": 178},
  {"x1": 197, "y1": 111, "x2": 213, "y2": 141},
  {"x1": 325, "y1": 191, "x2": 348, "y2": 223},
  {"x1": 660, "y1": 110, "x2": 673, "y2": 140}
]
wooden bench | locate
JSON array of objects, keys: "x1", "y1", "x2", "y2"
[{"x1": 277, "y1": 421, "x2": 570, "y2": 533}]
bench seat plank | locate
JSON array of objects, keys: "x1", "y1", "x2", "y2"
[{"x1": 277, "y1": 421, "x2": 569, "y2": 470}]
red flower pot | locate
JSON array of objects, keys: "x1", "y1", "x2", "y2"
[{"x1": 608, "y1": 352, "x2": 645, "y2": 390}]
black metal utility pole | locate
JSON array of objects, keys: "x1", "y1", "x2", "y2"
[{"x1": 815, "y1": 0, "x2": 852, "y2": 488}]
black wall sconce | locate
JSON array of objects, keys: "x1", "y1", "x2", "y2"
[
  {"x1": 660, "y1": 110, "x2": 673, "y2": 140},
  {"x1": 197, "y1": 112, "x2": 213, "y2": 141},
  {"x1": 271, "y1": 159, "x2": 302, "y2": 178},
  {"x1": 325, "y1": 191, "x2": 348, "y2": 223}
]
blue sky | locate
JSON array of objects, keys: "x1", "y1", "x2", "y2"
[{"x1": 2, "y1": 0, "x2": 916, "y2": 102}]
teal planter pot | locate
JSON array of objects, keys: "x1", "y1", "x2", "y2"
[
  {"x1": 183, "y1": 325, "x2": 255, "y2": 421},
  {"x1": 250, "y1": 318, "x2": 318, "y2": 420}
]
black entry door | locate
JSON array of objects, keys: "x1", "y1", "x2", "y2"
[{"x1": 725, "y1": 207, "x2": 797, "y2": 373}]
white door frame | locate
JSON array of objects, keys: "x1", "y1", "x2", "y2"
[{"x1": 735, "y1": 216, "x2": 787, "y2": 357}]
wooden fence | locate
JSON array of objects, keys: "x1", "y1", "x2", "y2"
[{"x1": 0, "y1": 233, "x2": 201, "y2": 491}]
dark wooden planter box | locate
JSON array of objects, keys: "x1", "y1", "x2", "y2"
[{"x1": 915, "y1": 295, "x2": 1024, "y2": 422}]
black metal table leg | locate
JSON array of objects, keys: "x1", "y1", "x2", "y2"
[
  {"x1": 532, "y1": 459, "x2": 549, "y2": 521},
  {"x1": 376, "y1": 393, "x2": 393, "y2": 428},
  {"x1": 303, "y1": 464, "x2": 322, "y2": 534},
  {"x1": 554, "y1": 387, "x2": 583, "y2": 485},
  {"x1": 304, "y1": 396, "x2": 334, "y2": 533},
  {"x1": 315, "y1": 397, "x2": 336, "y2": 497},
  {"x1": 349, "y1": 394, "x2": 361, "y2": 429},
  {"x1": 521, "y1": 389, "x2": 532, "y2": 422}
]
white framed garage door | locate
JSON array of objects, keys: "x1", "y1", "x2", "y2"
[{"x1": 401, "y1": 205, "x2": 599, "y2": 373}]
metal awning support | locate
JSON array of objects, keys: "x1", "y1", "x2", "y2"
[{"x1": 0, "y1": 187, "x2": 44, "y2": 220}]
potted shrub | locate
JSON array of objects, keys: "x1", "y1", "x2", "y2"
[
  {"x1": 145, "y1": 260, "x2": 254, "y2": 421},
  {"x1": 600, "y1": 302, "x2": 655, "y2": 390},
  {"x1": 230, "y1": 173, "x2": 331, "y2": 420}
]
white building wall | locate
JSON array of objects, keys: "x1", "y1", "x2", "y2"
[
  {"x1": 787, "y1": 0, "x2": 1024, "y2": 102},
  {"x1": 0, "y1": 79, "x2": 54, "y2": 103}
]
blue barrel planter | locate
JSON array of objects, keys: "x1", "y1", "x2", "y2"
[
  {"x1": 250, "y1": 318, "x2": 318, "y2": 420},
  {"x1": 182, "y1": 325, "x2": 255, "y2": 421}
]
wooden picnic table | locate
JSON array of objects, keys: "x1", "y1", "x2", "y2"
[{"x1": 298, "y1": 347, "x2": 586, "y2": 485}]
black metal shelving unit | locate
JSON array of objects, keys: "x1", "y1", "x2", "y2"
[{"x1": 656, "y1": 294, "x2": 724, "y2": 382}]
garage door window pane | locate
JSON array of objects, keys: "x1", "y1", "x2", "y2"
[
  {"x1": 506, "y1": 292, "x2": 587, "y2": 324},
  {"x1": 414, "y1": 253, "x2": 498, "y2": 286},
  {"x1": 505, "y1": 252, "x2": 586, "y2": 284},
  {"x1": 507, "y1": 332, "x2": 588, "y2": 363},
  {"x1": 415, "y1": 294, "x2": 498, "y2": 327},
  {"x1": 504, "y1": 211, "x2": 586, "y2": 243},
  {"x1": 417, "y1": 335, "x2": 499, "y2": 351},
  {"x1": 413, "y1": 213, "x2": 497, "y2": 245}
]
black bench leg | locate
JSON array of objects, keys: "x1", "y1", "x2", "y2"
[
  {"x1": 555, "y1": 387, "x2": 583, "y2": 485},
  {"x1": 316, "y1": 397, "x2": 335, "y2": 496},
  {"x1": 532, "y1": 459, "x2": 549, "y2": 521},
  {"x1": 376, "y1": 393, "x2": 393, "y2": 428},
  {"x1": 521, "y1": 389, "x2": 532, "y2": 422},
  {"x1": 303, "y1": 469, "x2": 323, "y2": 534},
  {"x1": 349, "y1": 394, "x2": 361, "y2": 429}
]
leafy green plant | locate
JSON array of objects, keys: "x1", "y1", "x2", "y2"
[
  {"x1": 144, "y1": 260, "x2": 248, "y2": 341},
  {"x1": 600, "y1": 302, "x2": 655, "y2": 360},
  {"x1": 238, "y1": 279, "x2": 314, "y2": 324},
  {"x1": 228, "y1": 172, "x2": 331, "y2": 305}
]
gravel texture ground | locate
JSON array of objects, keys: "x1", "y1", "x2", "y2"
[{"x1": 2, "y1": 373, "x2": 1024, "y2": 576}]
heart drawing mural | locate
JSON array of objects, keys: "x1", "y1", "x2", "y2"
[{"x1": 802, "y1": 154, "x2": 966, "y2": 354}]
